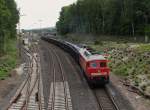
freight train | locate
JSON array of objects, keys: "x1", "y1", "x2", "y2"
[{"x1": 41, "y1": 37, "x2": 110, "y2": 85}]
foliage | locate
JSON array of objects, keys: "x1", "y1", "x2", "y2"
[
  {"x1": 108, "y1": 44, "x2": 150, "y2": 93},
  {"x1": 0, "y1": 39, "x2": 17, "y2": 79},
  {"x1": 0, "y1": 0, "x2": 19, "y2": 78},
  {"x1": 94, "y1": 40, "x2": 103, "y2": 45},
  {"x1": 137, "y1": 44, "x2": 150, "y2": 52},
  {"x1": 0, "y1": 0, "x2": 19, "y2": 55},
  {"x1": 56, "y1": 0, "x2": 150, "y2": 37}
]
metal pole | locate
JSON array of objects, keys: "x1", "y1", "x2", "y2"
[{"x1": 39, "y1": 20, "x2": 42, "y2": 36}]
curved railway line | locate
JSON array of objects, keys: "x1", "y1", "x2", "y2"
[
  {"x1": 41, "y1": 41, "x2": 72, "y2": 110},
  {"x1": 7, "y1": 45, "x2": 44, "y2": 110},
  {"x1": 43, "y1": 40, "x2": 120, "y2": 110}
]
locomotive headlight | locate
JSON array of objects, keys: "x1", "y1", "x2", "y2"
[{"x1": 98, "y1": 70, "x2": 101, "y2": 73}]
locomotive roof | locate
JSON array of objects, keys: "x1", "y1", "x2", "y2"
[
  {"x1": 67, "y1": 42, "x2": 106, "y2": 61},
  {"x1": 79, "y1": 48, "x2": 106, "y2": 61}
]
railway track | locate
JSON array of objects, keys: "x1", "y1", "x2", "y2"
[
  {"x1": 42, "y1": 42, "x2": 73, "y2": 110},
  {"x1": 93, "y1": 87, "x2": 120, "y2": 110},
  {"x1": 45, "y1": 41, "x2": 120, "y2": 110},
  {"x1": 7, "y1": 45, "x2": 44, "y2": 110}
]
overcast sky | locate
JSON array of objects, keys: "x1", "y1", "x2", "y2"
[{"x1": 15, "y1": 0, "x2": 77, "y2": 29}]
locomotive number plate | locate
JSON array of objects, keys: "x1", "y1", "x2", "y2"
[{"x1": 91, "y1": 73, "x2": 101, "y2": 76}]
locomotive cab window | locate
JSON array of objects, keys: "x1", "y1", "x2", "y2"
[
  {"x1": 90, "y1": 62, "x2": 97, "y2": 68},
  {"x1": 100, "y1": 62, "x2": 107, "y2": 67}
]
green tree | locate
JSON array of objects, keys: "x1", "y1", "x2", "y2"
[
  {"x1": 0, "y1": 0, "x2": 19, "y2": 55},
  {"x1": 56, "y1": 0, "x2": 150, "y2": 40}
]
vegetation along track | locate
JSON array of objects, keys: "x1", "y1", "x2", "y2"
[
  {"x1": 43, "y1": 41, "x2": 73, "y2": 110},
  {"x1": 7, "y1": 45, "x2": 44, "y2": 110}
]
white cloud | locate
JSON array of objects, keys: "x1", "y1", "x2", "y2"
[{"x1": 15, "y1": 0, "x2": 77, "y2": 29}]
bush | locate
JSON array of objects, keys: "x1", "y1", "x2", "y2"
[
  {"x1": 113, "y1": 65, "x2": 128, "y2": 76},
  {"x1": 94, "y1": 40, "x2": 103, "y2": 45},
  {"x1": 0, "y1": 39, "x2": 17, "y2": 79}
]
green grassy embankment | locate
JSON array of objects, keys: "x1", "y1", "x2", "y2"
[{"x1": 0, "y1": 39, "x2": 17, "y2": 80}]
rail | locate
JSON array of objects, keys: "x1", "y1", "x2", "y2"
[
  {"x1": 43, "y1": 41, "x2": 72, "y2": 110},
  {"x1": 7, "y1": 45, "x2": 43, "y2": 110}
]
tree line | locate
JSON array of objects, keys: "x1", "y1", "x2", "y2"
[
  {"x1": 56, "y1": 0, "x2": 150, "y2": 38},
  {"x1": 0, "y1": 0, "x2": 19, "y2": 55}
]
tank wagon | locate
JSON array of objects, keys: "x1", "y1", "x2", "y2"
[{"x1": 41, "y1": 37, "x2": 110, "y2": 85}]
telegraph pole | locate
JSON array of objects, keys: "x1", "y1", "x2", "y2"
[
  {"x1": 18, "y1": 7, "x2": 26, "y2": 59},
  {"x1": 38, "y1": 20, "x2": 42, "y2": 36}
]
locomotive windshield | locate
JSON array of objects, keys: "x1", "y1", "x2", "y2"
[
  {"x1": 90, "y1": 62, "x2": 97, "y2": 68},
  {"x1": 100, "y1": 62, "x2": 107, "y2": 67}
]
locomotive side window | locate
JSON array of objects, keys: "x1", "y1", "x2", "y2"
[
  {"x1": 90, "y1": 62, "x2": 97, "y2": 68},
  {"x1": 100, "y1": 62, "x2": 107, "y2": 67}
]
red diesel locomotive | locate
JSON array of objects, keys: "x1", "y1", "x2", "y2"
[
  {"x1": 66, "y1": 42, "x2": 110, "y2": 84},
  {"x1": 78, "y1": 48, "x2": 110, "y2": 84}
]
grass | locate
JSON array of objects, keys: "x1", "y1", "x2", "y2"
[
  {"x1": 137, "y1": 44, "x2": 150, "y2": 52},
  {"x1": 0, "y1": 39, "x2": 17, "y2": 80}
]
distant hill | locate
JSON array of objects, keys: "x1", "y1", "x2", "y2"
[{"x1": 22, "y1": 27, "x2": 56, "y2": 33}]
